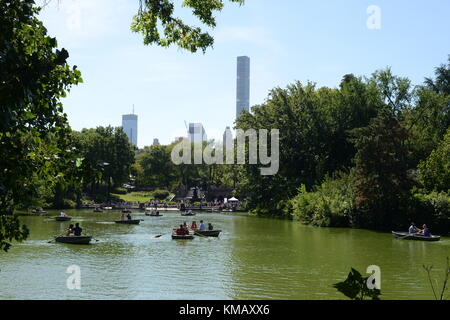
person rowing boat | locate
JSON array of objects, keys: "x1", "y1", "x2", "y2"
[
  {"x1": 66, "y1": 224, "x2": 74, "y2": 236},
  {"x1": 176, "y1": 224, "x2": 190, "y2": 236},
  {"x1": 408, "y1": 222, "x2": 419, "y2": 234},
  {"x1": 419, "y1": 224, "x2": 431, "y2": 237},
  {"x1": 73, "y1": 223, "x2": 82, "y2": 236}
]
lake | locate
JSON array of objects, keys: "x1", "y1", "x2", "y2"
[{"x1": 0, "y1": 209, "x2": 449, "y2": 299}]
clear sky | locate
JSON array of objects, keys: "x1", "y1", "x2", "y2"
[{"x1": 38, "y1": 0, "x2": 450, "y2": 148}]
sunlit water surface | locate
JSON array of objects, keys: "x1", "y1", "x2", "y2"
[{"x1": 1, "y1": 210, "x2": 449, "y2": 299}]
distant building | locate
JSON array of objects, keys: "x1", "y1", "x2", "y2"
[
  {"x1": 175, "y1": 136, "x2": 188, "y2": 143},
  {"x1": 188, "y1": 123, "x2": 207, "y2": 143},
  {"x1": 122, "y1": 113, "x2": 138, "y2": 146},
  {"x1": 236, "y1": 56, "x2": 250, "y2": 119},
  {"x1": 153, "y1": 138, "x2": 160, "y2": 146},
  {"x1": 223, "y1": 126, "x2": 233, "y2": 150}
]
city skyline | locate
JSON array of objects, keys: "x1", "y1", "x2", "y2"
[{"x1": 38, "y1": 0, "x2": 450, "y2": 148}]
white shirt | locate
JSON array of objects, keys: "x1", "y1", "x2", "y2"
[{"x1": 409, "y1": 225, "x2": 418, "y2": 234}]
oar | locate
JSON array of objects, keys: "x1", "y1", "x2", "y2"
[
  {"x1": 194, "y1": 231, "x2": 207, "y2": 238},
  {"x1": 396, "y1": 233, "x2": 415, "y2": 239}
]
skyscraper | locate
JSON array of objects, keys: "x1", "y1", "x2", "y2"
[
  {"x1": 188, "y1": 123, "x2": 207, "y2": 144},
  {"x1": 122, "y1": 113, "x2": 138, "y2": 146},
  {"x1": 223, "y1": 126, "x2": 233, "y2": 150},
  {"x1": 236, "y1": 56, "x2": 250, "y2": 119}
]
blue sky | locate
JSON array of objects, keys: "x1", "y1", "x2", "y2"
[{"x1": 38, "y1": 0, "x2": 450, "y2": 147}]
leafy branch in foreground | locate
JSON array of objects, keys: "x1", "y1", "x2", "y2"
[
  {"x1": 423, "y1": 257, "x2": 450, "y2": 300},
  {"x1": 132, "y1": 0, "x2": 244, "y2": 53},
  {"x1": 1, "y1": 0, "x2": 81, "y2": 251},
  {"x1": 0, "y1": 216, "x2": 29, "y2": 252},
  {"x1": 334, "y1": 268, "x2": 381, "y2": 300}
]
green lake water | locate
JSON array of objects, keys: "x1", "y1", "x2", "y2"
[{"x1": 0, "y1": 209, "x2": 449, "y2": 300}]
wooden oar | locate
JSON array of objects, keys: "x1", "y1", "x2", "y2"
[
  {"x1": 194, "y1": 231, "x2": 207, "y2": 238},
  {"x1": 397, "y1": 233, "x2": 419, "y2": 239}
]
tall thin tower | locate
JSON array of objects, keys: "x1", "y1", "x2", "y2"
[
  {"x1": 236, "y1": 56, "x2": 250, "y2": 119},
  {"x1": 122, "y1": 106, "x2": 138, "y2": 146}
]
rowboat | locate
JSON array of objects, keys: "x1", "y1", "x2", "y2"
[
  {"x1": 54, "y1": 216, "x2": 72, "y2": 221},
  {"x1": 103, "y1": 206, "x2": 113, "y2": 210},
  {"x1": 392, "y1": 231, "x2": 441, "y2": 242},
  {"x1": 194, "y1": 230, "x2": 221, "y2": 237},
  {"x1": 171, "y1": 234, "x2": 194, "y2": 240},
  {"x1": 145, "y1": 212, "x2": 163, "y2": 217},
  {"x1": 181, "y1": 212, "x2": 196, "y2": 216},
  {"x1": 55, "y1": 235, "x2": 92, "y2": 245},
  {"x1": 115, "y1": 219, "x2": 140, "y2": 225},
  {"x1": 122, "y1": 209, "x2": 132, "y2": 213},
  {"x1": 32, "y1": 209, "x2": 47, "y2": 214}
]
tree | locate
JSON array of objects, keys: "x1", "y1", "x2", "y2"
[
  {"x1": 349, "y1": 108, "x2": 411, "y2": 229},
  {"x1": 137, "y1": 145, "x2": 176, "y2": 189},
  {"x1": 406, "y1": 58, "x2": 450, "y2": 164},
  {"x1": 236, "y1": 79, "x2": 381, "y2": 216},
  {"x1": 418, "y1": 129, "x2": 450, "y2": 193},
  {"x1": 0, "y1": 0, "x2": 81, "y2": 251},
  {"x1": 73, "y1": 127, "x2": 135, "y2": 196},
  {"x1": 132, "y1": 0, "x2": 244, "y2": 53},
  {"x1": 425, "y1": 55, "x2": 450, "y2": 95}
]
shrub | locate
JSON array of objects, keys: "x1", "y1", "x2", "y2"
[
  {"x1": 151, "y1": 189, "x2": 170, "y2": 200},
  {"x1": 61, "y1": 199, "x2": 77, "y2": 209},
  {"x1": 408, "y1": 191, "x2": 450, "y2": 235},
  {"x1": 289, "y1": 172, "x2": 355, "y2": 227},
  {"x1": 113, "y1": 187, "x2": 127, "y2": 195}
]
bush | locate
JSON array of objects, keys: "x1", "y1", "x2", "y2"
[
  {"x1": 113, "y1": 187, "x2": 127, "y2": 195},
  {"x1": 289, "y1": 173, "x2": 355, "y2": 227},
  {"x1": 61, "y1": 199, "x2": 77, "y2": 209},
  {"x1": 408, "y1": 191, "x2": 450, "y2": 235},
  {"x1": 151, "y1": 189, "x2": 170, "y2": 200}
]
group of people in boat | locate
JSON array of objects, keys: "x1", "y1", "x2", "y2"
[
  {"x1": 66, "y1": 223, "x2": 83, "y2": 236},
  {"x1": 409, "y1": 222, "x2": 431, "y2": 237},
  {"x1": 175, "y1": 220, "x2": 214, "y2": 235},
  {"x1": 120, "y1": 213, "x2": 133, "y2": 221}
]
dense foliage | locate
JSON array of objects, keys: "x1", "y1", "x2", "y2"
[
  {"x1": 236, "y1": 61, "x2": 449, "y2": 232},
  {"x1": 73, "y1": 126, "x2": 135, "y2": 198},
  {"x1": 0, "y1": 0, "x2": 81, "y2": 250}
]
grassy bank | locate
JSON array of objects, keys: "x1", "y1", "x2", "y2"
[{"x1": 110, "y1": 191, "x2": 175, "y2": 203}]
